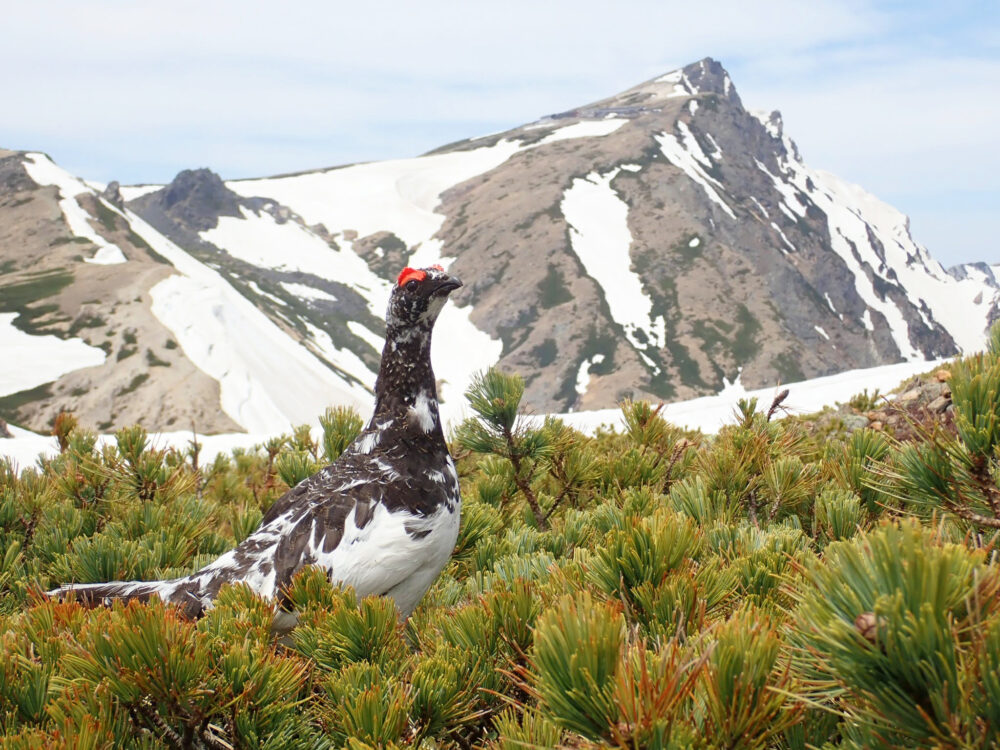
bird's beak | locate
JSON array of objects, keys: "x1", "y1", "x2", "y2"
[{"x1": 434, "y1": 274, "x2": 463, "y2": 294}]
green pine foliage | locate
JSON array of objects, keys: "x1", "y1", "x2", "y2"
[
  {"x1": 2, "y1": 331, "x2": 1000, "y2": 747},
  {"x1": 319, "y1": 406, "x2": 364, "y2": 462}
]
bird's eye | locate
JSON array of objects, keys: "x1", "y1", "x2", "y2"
[{"x1": 405, "y1": 279, "x2": 419, "y2": 292}]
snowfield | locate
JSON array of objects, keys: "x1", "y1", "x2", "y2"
[
  {"x1": 561, "y1": 168, "x2": 665, "y2": 368},
  {"x1": 149, "y1": 273, "x2": 373, "y2": 432},
  {"x1": 14, "y1": 163, "x2": 385, "y2": 435},
  {"x1": 0, "y1": 313, "x2": 106, "y2": 397},
  {"x1": 230, "y1": 141, "x2": 525, "y2": 257},
  {"x1": 126, "y1": 208, "x2": 375, "y2": 433},
  {"x1": 117, "y1": 184, "x2": 162, "y2": 201},
  {"x1": 229, "y1": 115, "x2": 632, "y2": 268},
  {"x1": 537, "y1": 118, "x2": 629, "y2": 144},
  {"x1": 10, "y1": 146, "x2": 508, "y2": 432},
  {"x1": 811, "y1": 169, "x2": 994, "y2": 356},
  {"x1": 202, "y1": 207, "x2": 384, "y2": 300},
  {"x1": 540, "y1": 358, "x2": 948, "y2": 435},
  {"x1": 23, "y1": 154, "x2": 128, "y2": 265},
  {"x1": 226, "y1": 124, "x2": 668, "y2": 418}
]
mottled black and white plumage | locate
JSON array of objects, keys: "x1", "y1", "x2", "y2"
[{"x1": 49, "y1": 265, "x2": 464, "y2": 623}]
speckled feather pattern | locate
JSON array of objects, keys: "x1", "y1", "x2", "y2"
[{"x1": 50, "y1": 267, "x2": 464, "y2": 620}]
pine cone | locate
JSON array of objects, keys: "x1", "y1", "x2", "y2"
[{"x1": 854, "y1": 611, "x2": 883, "y2": 643}]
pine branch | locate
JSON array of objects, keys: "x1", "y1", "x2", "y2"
[
  {"x1": 747, "y1": 490, "x2": 760, "y2": 527},
  {"x1": 662, "y1": 440, "x2": 689, "y2": 493},
  {"x1": 969, "y1": 453, "x2": 1000, "y2": 520},
  {"x1": 947, "y1": 499, "x2": 1000, "y2": 529},
  {"x1": 200, "y1": 722, "x2": 233, "y2": 750},
  {"x1": 189, "y1": 420, "x2": 203, "y2": 501},
  {"x1": 541, "y1": 488, "x2": 568, "y2": 526},
  {"x1": 135, "y1": 697, "x2": 185, "y2": 749},
  {"x1": 503, "y1": 424, "x2": 545, "y2": 528}
]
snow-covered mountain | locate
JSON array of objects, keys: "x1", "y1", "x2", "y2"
[{"x1": 1, "y1": 58, "x2": 997, "y2": 435}]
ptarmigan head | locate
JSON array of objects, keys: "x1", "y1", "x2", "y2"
[{"x1": 386, "y1": 265, "x2": 463, "y2": 330}]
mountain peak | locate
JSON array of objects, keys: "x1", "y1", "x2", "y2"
[
  {"x1": 644, "y1": 57, "x2": 741, "y2": 105},
  {"x1": 681, "y1": 57, "x2": 735, "y2": 95},
  {"x1": 137, "y1": 167, "x2": 243, "y2": 233}
]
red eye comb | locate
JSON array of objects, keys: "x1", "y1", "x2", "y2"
[
  {"x1": 429, "y1": 264, "x2": 444, "y2": 272},
  {"x1": 397, "y1": 267, "x2": 427, "y2": 286}
]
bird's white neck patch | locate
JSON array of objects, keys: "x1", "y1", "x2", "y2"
[
  {"x1": 419, "y1": 295, "x2": 447, "y2": 323},
  {"x1": 408, "y1": 391, "x2": 437, "y2": 432}
]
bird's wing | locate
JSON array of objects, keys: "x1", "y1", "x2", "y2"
[{"x1": 177, "y1": 451, "x2": 455, "y2": 607}]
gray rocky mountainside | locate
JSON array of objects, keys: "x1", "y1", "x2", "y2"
[
  {"x1": 0, "y1": 151, "x2": 241, "y2": 433},
  {"x1": 1, "y1": 58, "x2": 997, "y2": 434},
  {"x1": 421, "y1": 59, "x2": 992, "y2": 407}
]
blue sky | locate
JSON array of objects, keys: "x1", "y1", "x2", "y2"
[{"x1": 1, "y1": 0, "x2": 997, "y2": 267}]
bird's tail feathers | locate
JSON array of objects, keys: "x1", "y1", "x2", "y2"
[{"x1": 48, "y1": 579, "x2": 182, "y2": 610}]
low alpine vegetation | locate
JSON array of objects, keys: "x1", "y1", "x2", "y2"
[{"x1": 2, "y1": 333, "x2": 1000, "y2": 748}]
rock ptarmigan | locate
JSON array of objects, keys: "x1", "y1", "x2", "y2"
[{"x1": 49, "y1": 265, "x2": 464, "y2": 624}]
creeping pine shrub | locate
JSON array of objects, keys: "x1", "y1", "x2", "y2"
[
  {"x1": 793, "y1": 520, "x2": 1000, "y2": 747},
  {"x1": 873, "y1": 331, "x2": 1000, "y2": 536},
  {"x1": 3, "y1": 348, "x2": 1000, "y2": 747}
]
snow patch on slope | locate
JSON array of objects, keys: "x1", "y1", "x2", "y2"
[
  {"x1": 811, "y1": 170, "x2": 995, "y2": 355},
  {"x1": 751, "y1": 110, "x2": 784, "y2": 140},
  {"x1": 561, "y1": 168, "x2": 665, "y2": 370},
  {"x1": 575, "y1": 353, "x2": 606, "y2": 397},
  {"x1": 225, "y1": 119, "x2": 637, "y2": 408},
  {"x1": 754, "y1": 158, "x2": 807, "y2": 217},
  {"x1": 655, "y1": 131, "x2": 736, "y2": 219},
  {"x1": 282, "y1": 282, "x2": 336, "y2": 302},
  {"x1": 121, "y1": 209, "x2": 373, "y2": 433},
  {"x1": 303, "y1": 321, "x2": 377, "y2": 390},
  {"x1": 430, "y1": 302, "x2": 504, "y2": 416},
  {"x1": 656, "y1": 69, "x2": 698, "y2": 98},
  {"x1": 201, "y1": 209, "x2": 397, "y2": 362},
  {"x1": 347, "y1": 321, "x2": 385, "y2": 353},
  {"x1": 23, "y1": 154, "x2": 127, "y2": 264},
  {"x1": 538, "y1": 119, "x2": 628, "y2": 145},
  {"x1": 676, "y1": 121, "x2": 714, "y2": 167},
  {"x1": 118, "y1": 184, "x2": 162, "y2": 201},
  {"x1": 755, "y1": 121, "x2": 997, "y2": 356},
  {"x1": 202, "y1": 207, "x2": 383, "y2": 301},
  {"x1": 248, "y1": 281, "x2": 287, "y2": 307},
  {"x1": 704, "y1": 132, "x2": 723, "y2": 161},
  {"x1": 233, "y1": 119, "x2": 631, "y2": 270},
  {"x1": 806, "y1": 177, "x2": 921, "y2": 360},
  {"x1": 0, "y1": 313, "x2": 106, "y2": 397},
  {"x1": 770, "y1": 222, "x2": 796, "y2": 254},
  {"x1": 231, "y1": 141, "x2": 523, "y2": 256}
]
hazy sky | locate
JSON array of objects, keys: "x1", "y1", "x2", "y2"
[{"x1": 2, "y1": 1, "x2": 996, "y2": 267}]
